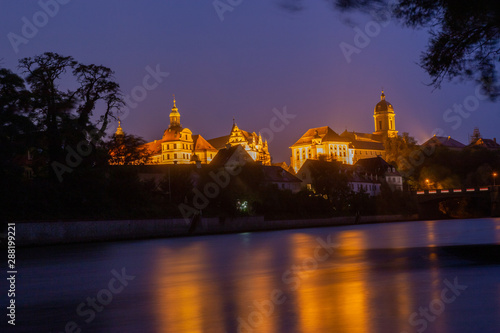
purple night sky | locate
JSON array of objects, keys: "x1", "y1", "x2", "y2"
[{"x1": 1, "y1": 0, "x2": 498, "y2": 163}]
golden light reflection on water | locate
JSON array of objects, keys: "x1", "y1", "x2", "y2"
[
  {"x1": 290, "y1": 231, "x2": 370, "y2": 332},
  {"x1": 153, "y1": 243, "x2": 224, "y2": 333},
  {"x1": 150, "y1": 227, "x2": 441, "y2": 332},
  {"x1": 393, "y1": 272, "x2": 413, "y2": 332},
  {"x1": 426, "y1": 220, "x2": 437, "y2": 247},
  {"x1": 496, "y1": 223, "x2": 500, "y2": 244},
  {"x1": 233, "y1": 244, "x2": 277, "y2": 333}
]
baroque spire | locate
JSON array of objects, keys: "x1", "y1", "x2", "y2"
[{"x1": 115, "y1": 119, "x2": 124, "y2": 136}]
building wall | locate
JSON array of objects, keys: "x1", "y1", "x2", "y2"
[
  {"x1": 373, "y1": 112, "x2": 397, "y2": 137},
  {"x1": 349, "y1": 182, "x2": 381, "y2": 196},
  {"x1": 291, "y1": 142, "x2": 352, "y2": 173},
  {"x1": 385, "y1": 175, "x2": 403, "y2": 191},
  {"x1": 352, "y1": 149, "x2": 386, "y2": 163},
  {"x1": 194, "y1": 150, "x2": 217, "y2": 164},
  {"x1": 161, "y1": 130, "x2": 194, "y2": 164}
]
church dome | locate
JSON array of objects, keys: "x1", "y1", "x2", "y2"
[
  {"x1": 374, "y1": 91, "x2": 394, "y2": 114},
  {"x1": 162, "y1": 128, "x2": 182, "y2": 141}
]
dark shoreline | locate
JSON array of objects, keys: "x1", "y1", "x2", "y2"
[{"x1": 14, "y1": 214, "x2": 424, "y2": 247}]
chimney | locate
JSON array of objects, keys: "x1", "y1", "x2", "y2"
[{"x1": 494, "y1": 138, "x2": 497, "y2": 143}]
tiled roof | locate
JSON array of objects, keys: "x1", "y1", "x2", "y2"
[
  {"x1": 210, "y1": 145, "x2": 254, "y2": 167},
  {"x1": 261, "y1": 166, "x2": 302, "y2": 183},
  {"x1": 422, "y1": 135, "x2": 465, "y2": 148},
  {"x1": 143, "y1": 139, "x2": 164, "y2": 155},
  {"x1": 354, "y1": 156, "x2": 400, "y2": 176},
  {"x1": 340, "y1": 130, "x2": 384, "y2": 143},
  {"x1": 208, "y1": 135, "x2": 230, "y2": 150},
  {"x1": 193, "y1": 134, "x2": 218, "y2": 151},
  {"x1": 468, "y1": 138, "x2": 500, "y2": 149},
  {"x1": 350, "y1": 140, "x2": 384, "y2": 150},
  {"x1": 291, "y1": 126, "x2": 350, "y2": 147}
]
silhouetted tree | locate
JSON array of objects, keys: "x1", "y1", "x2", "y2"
[
  {"x1": 0, "y1": 68, "x2": 35, "y2": 176},
  {"x1": 309, "y1": 160, "x2": 351, "y2": 213},
  {"x1": 383, "y1": 132, "x2": 418, "y2": 166},
  {"x1": 18, "y1": 52, "x2": 123, "y2": 178},
  {"x1": 105, "y1": 133, "x2": 152, "y2": 165}
]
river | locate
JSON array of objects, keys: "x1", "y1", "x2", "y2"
[{"x1": 6, "y1": 218, "x2": 500, "y2": 332}]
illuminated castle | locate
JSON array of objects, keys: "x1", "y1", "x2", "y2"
[
  {"x1": 139, "y1": 98, "x2": 217, "y2": 164},
  {"x1": 290, "y1": 91, "x2": 396, "y2": 173},
  {"x1": 207, "y1": 120, "x2": 271, "y2": 165},
  {"x1": 137, "y1": 98, "x2": 271, "y2": 165}
]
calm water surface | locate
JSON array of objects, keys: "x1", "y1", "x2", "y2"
[{"x1": 6, "y1": 218, "x2": 500, "y2": 332}]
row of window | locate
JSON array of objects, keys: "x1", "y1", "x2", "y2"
[
  {"x1": 164, "y1": 143, "x2": 194, "y2": 150},
  {"x1": 329, "y1": 145, "x2": 346, "y2": 151},
  {"x1": 295, "y1": 149, "x2": 381, "y2": 160},
  {"x1": 355, "y1": 150, "x2": 376, "y2": 155},
  {"x1": 295, "y1": 145, "x2": 347, "y2": 157},
  {"x1": 294, "y1": 151, "x2": 347, "y2": 160},
  {"x1": 387, "y1": 177, "x2": 401, "y2": 183},
  {"x1": 351, "y1": 183, "x2": 379, "y2": 192},
  {"x1": 377, "y1": 120, "x2": 394, "y2": 130},
  {"x1": 162, "y1": 153, "x2": 190, "y2": 161},
  {"x1": 160, "y1": 152, "x2": 215, "y2": 162}
]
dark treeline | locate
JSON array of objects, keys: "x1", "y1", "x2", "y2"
[
  {"x1": 0, "y1": 52, "x2": 413, "y2": 222},
  {"x1": 2, "y1": 52, "x2": 497, "y2": 222},
  {"x1": 384, "y1": 134, "x2": 500, "y2": 190}
]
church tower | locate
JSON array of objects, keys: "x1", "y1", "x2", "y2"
[
  {"x1": 373, "y1": 90, "x2": 397, "y2": 138},
  {"x1": 115, "y1": 119, "x2": 124, "y2": 137},
  {"x1": 169, "y1": 96, "x2": 181, "y2": 129}
]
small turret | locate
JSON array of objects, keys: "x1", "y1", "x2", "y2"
[
  {"x1": 115, "y1": 119, "x2": 124, "y2": 137},
  {"x1": 169, "y1": 95, "x2": 181, "y2": 129}
]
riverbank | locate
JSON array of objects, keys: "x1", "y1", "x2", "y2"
[{"x1": 14, "y1": 214, "x2": 419, "y2": 247}]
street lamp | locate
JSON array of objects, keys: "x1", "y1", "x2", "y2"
[
  {"x1": 425, "y1": 178, "x2": 430, "y2": 189},
  {"x1": 493, "y1": 172, "x2": 498, "y2": 186}
]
